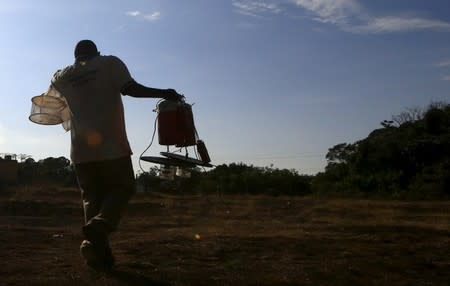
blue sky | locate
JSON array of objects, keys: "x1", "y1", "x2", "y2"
[{"x1": 0, "y1": 0, "x2": 449, "y2": 174}]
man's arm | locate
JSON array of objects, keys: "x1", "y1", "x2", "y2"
[{"x1": 121, "y1": 81, "x2": 182, "y2": 101}]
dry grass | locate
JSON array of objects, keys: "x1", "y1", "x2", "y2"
[{"x1": 0, "y1": 187, "x2": 449, "y2": 285}]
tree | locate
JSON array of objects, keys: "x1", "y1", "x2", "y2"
[
  {"x1": 18, "y1": 156, "x2": 75, "y2": 185},
  {"x1": 391, "y1": 106, "x2": 423, "y2": 126},
  {"x1": 314, "y1": 101, "x2": 450, "y2": 197},
  {"x1": 325, "y1": 143, "x2": 357, "y2": 165}
]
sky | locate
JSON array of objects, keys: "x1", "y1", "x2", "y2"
[{"x1": 0, "y1": 0, "x2": 449, "y2": 174}]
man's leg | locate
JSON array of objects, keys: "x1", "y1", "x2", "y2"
[
  {"x1": 76, "y1": 157, "x2": 135, "y2": 271},
  {"x1": 75, "y1": 161, "x2": 102, "y2": 227},
  {"x1": 75, "y1": 160, "x2": 112, "y2": 271},
  {"x1": 96, "y1": 156, "x2": 136, "y2": 232}
]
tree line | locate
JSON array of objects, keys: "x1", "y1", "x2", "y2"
[
  {"x1": 136, "y1": 164, "x2": 313, "y2": 195},
  {"x1": 9, "y1": 101, "x2": 450, "y2": 198},
  {"x1": 17, "y1": 156, "x2": 76, "y2": 186}
]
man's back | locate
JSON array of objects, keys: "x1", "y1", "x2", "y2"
[{"x1": 52, "y1": 55, "x2": 134, "y2": 163}]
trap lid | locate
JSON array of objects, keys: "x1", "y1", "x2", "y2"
[{"x1": 31, "y1": 94, "x2": 65, "y2": 109}]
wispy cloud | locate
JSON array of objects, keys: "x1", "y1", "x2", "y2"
[
  {"x1": 432, "y1": 60, "x2": 450, "y2": 81},
  {"x1": 126, "y1": 10, "x2": 161, "y2": 22},
  {"x1": 126, "y1": 11, "x2": 141, "y2": 17},
  {"x1": 143, "y1": 12, "x2": 161, "y2": 21},
  {"x1": 232, "y1": 1, "x2": 282, "y2": 18},
  {"x1": 235, "y1": 0, "x2": 450, "y2": 34},
  {"x1": 291, "y1": 0, "x2": 450, "y2": 33},
  {"x1": 434, "y1": 60, "x2": 450, "y2": 68},
  {"x1": 291, "y1": 0, "x2": 361, "y2": 25},
  {"x1": 352, "y1": 16, "x2": 450, "y2": 34}
]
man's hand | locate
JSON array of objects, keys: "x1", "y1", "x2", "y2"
[{"x1": 163, "y1": 89, "x2": 183, "y2": 101}]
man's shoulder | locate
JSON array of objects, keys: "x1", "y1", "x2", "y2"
[
  {"x1": 101, "y1": 55, "x2": 119, "y2": 60},
  {"x1": 81, "y1": 55, "x2": 126, "y2": 71},
  {"x1": 51, "y1": 55, "x2": 127, "y2": 86},
  {"x1": 51, "y1": 64, "x2": 76, "y2": 85},
  {"x1": 100, "y1": 55, "x2": 126, "y2": 66}
]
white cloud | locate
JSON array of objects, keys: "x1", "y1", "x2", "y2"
[
  {"x1": 434, "y1": 60, "x2": 450, "y2": 68},
  {"x1": 352, "y1": 16, "x2": 450, "y2": 34},
  {"x1": 126, "y1": 10, "x2": 161, "y2": 22},
  {"x1": 126, "y1": 11, "x2": 141, "y2": 17},
  {"x1": 232, "y1": 1, "x2": 282, "y2": 18},
  {"x1": 231, "y1": 0, "x2": 450, "y2": 34},
  {"x1": 143, "y1": 12, "x2": 161, "y2": 21},
  {"x1": 433, "y1": 59, "x2": 450, "y2": 81},
  {"x1": 291, "y1": 0, "x2": 360, "y2": 25}
]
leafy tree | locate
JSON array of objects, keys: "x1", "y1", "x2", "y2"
[
  {"x1": 326, "y1": 143, "x2": 357, "y2": 165},
  {"x1": 18, "y1": 156, "x2": 75, "y2": 186},
  {"x1": 313, "y1": 101, "x2": 450, "y2": 198}
]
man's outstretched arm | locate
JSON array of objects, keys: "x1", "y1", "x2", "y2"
[{"x1": 121, "y1": 81, "x2": 182, "y2": 101}]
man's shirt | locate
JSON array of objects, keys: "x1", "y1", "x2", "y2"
[{"x1": 51, "y1": 55, "x2": 134, "y2": 163}]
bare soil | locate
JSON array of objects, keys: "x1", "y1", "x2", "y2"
[{"x1": 1, "y1": 186, "x2": 449, "y2": 285}]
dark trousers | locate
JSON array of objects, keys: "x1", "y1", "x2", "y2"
[{"x1": 75, "y1": 156, "x2": 135, "y2": 234}]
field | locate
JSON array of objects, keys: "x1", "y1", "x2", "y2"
[{"x1": 1, "y1": 186, "x2": 449, "y2": 285}]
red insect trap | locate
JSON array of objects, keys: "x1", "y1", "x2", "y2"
[
  {"x1": 157, "y1": 100, "x2": 211, "y2": 163},
  {"x1": 139, "y1": 98, "x2": 212, "y2": 180},
  {"x1": 157, "y1": 100, "x2": 196, "y2": 147}
]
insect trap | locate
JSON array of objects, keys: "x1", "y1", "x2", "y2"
[{"x1": 140, "y1": 98, "x2": 212, "y2": 180}]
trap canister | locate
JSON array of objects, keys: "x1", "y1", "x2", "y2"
[
  {"x1": 29, "y1": 94, "x2": 67, "y2": 125},
  {"x1": 157, "y1": 100, "x2": 196, "y2": 147},
  {"x1": 29, "y1": 86, "x2": 72, "y2": 131}
]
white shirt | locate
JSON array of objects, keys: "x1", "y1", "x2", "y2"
[{"x1": 51, "y1": 55, "x2": 134, "y2": 163}]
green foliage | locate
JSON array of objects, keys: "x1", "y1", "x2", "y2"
[
  {"x1": 136, "y1": 163, "x2": 313, "y2": 195},
  {"x1": 313, "y1": 102, "x2": 450, "y2": 198},
  {"x1": 17, "y1": 156, "x2": 76, "y2": 186}
]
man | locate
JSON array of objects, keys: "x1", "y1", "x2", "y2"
[{"x1": 51, "y1": 40, "x2": 182, "y2": 272}]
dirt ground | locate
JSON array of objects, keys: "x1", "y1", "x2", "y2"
[{"x1": 1, "y1": 186, "x2": 449, "y2": 286}]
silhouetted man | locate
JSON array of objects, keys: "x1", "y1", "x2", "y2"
[{"x1": 51, "y1": 40, "x2": 182, "y2": 272}]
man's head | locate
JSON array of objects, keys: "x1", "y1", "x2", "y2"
[{"x1": 74, "y1": 40, "x2": 100, "y2": 61}]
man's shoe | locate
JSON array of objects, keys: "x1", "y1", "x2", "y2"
[
  {"x1": 80, "y1": 240, "x2": 97, "y2": 262},
  {"x1": 80, "y1": 239, "x2": 115, "y2": 273}
]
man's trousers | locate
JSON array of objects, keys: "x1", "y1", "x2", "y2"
[{"x1": 75, "y1": 156, "x2": 135, "y2": 234}]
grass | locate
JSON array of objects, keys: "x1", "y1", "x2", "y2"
[{"x1": 0, "y1": 187, "x2": 449, "y2": 285}]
